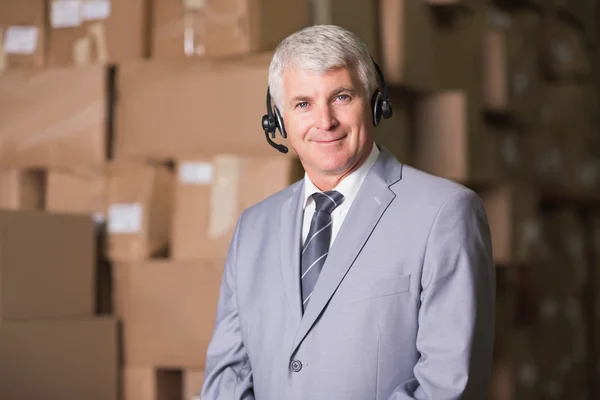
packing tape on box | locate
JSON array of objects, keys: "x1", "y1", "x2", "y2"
[
  {"x1": 162, "y1": 0, "x2": 246, "y2": 57},
  {"x1": 208, "y1": 155, "x2": 242, "y2": 239},
  {"x1": 0, "y1": 28, "x2": 6, "y2": 73},
  {"x1": 73, "y1": 22, "x2": 109, "y2": 65}
]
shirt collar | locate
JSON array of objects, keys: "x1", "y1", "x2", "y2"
[{"x1": 303, "y1": 143, "x2": 380, "y2": 209}]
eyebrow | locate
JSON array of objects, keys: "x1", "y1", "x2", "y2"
[
  {"x1": 288, "y1": 86, "x2": 358, "y2": 107},
  {"x1": 329, "y1": 86, "x2": 357, "y2": 97}
]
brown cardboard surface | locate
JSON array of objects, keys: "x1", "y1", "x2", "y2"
[
  {"x1": 152, "y1": 0, "x2": 309, "y2": 58},
  {"x1": 107, "y1": 161, "x2": 173, "y2": 262},
  {"x1": 413, "y1": 91, "x2": 496, "y2": 184},
  {"x1": 0, "y1": 169, "x2": 46, "y2": 211},
  {"x1": 478, "y1": 184, "x2": 538, "y2": 266},
  {"x1": 0, "y1": 317, "x2": 119, "y2": 400},
  {"x1": 46, "y1": 169, "x2": 107, "y2": 218},
  {"x1": 184, "y1": 370, "x2": 206, "y2": 400},
  {"x1": 172, "y1": 156, "x2": 303, "y2": 261},
  {"x1": 0, "y1": 210, "x2": 95, "y2": 321},
  {"x1": 116, "y1": 260, "x2": 223, "y2": 368},
  {"x1": 432, "y1": 7, "x2": 485, "y2": 99},
  {"x1": 115, "y1": 56, "x2": 298, "y2": 159},
  {"x1": 485, "y1": 124, "x2": 529, "y2": 182},
  {"x1": 506, "y1": 11, "x2": 543, "y2": 125},
  {"x1": 535, "y1": 211, "x2": 587, "y2": 296},
  {"x1": 536, "y1": 84, "x2": 598, "y2": 190},
  {"x1": 380, "y1": 0, "x2": 436, "y2": 91},
  {"x1": 47, "y1": 0, "x2": 149, "y2": 66},
  {"x1": 123, "y1": 367, "x2": 183, "y2": 400},
  {"x1": 483, "y1": 29, "x2": 508, "y2": 112},
  {"x1": 0, "y1": 0, "x2": 46, "y2": 72},
  {"x1": 0, "y1": 64, "x2": 111, "y2": 170},
  {"x1": 311, "y1": 0, "x2": 380, "y2": 60}
]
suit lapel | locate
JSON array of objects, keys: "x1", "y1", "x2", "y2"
[
  {"x1": 290, "y1": 148, "x2": 402, "y2": 356},
  {"x1": 279, "y1": 181, "x2": 304, "y2": 328}
]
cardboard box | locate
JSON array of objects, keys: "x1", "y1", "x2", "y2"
[
  {"x1": 0, "y1": 169, "x2": 46, "y2": 210},
  {"x1": 536, "y1": 84, "x2": 598, "y2": 190},
  {"x1": 540, "y1": 15, "x2": 590, "y2": 80},
  {"x1": 115, "y1": 56, "x2": 297, "y2": 160},
  {"x1": 172, "y1": 156, "x2": 303, "y2": 261},
  {"x1": 483, "y1": 28, "x2": 508, "y2": 112},
  {"x1": 549, "y1": 0, "x2": 596, "y2": 42},
  {"x1": 116, "y1": 260, "x2": 223, "y2": 368},
  {"x1": 413, "y1": 91, "x2": 496, "y2": 183},
  {"x1": 123, "y1": 367, "x2": 205, "y2": 400},
  {"x1": 123, "y1": 367, "x2": 182, "y2": 400},
  {"x1": 479, "y1": 184, "x2": 539, "y2": 266},
  {"x1": 485, "y1": 124, "x2": 529, "y2": 182},
  {"x1": 0, "y1": 317, "x2": 119, "y2": 400},
  {"x1": 380, "y1": 0, "x2": 436, "y2": 91},
  {"x1": 310, "y1": 0, "x2": 380, "y2": 59},
  {"x1": 0, "y1": 0, "x2": 46, "y2": 72},
  {"x1": 152, "y1": 0, "x2": 310, "y2": 58},
  {"x1": 107, "y1": 162, "x2": 173, "y2": 262},
  {"x1": 47, "y1": 0, "x2": 149, "y2": 66},
  {"x1": 184, "y1": 370, "x2": 206, "y2": 400},
  {"x1": 0, "y1": 64, "x2": 114, "y2": 170},
  {"x1": 506, "y1": 11, "x2": 543, "y2": 126},
  {"x1": 0, "y1": 210, "x2": 95, "y2": 321},
  {"x1": 433, "y1": 7, "x2": 485, "y2": 99},
  {"x1": 46, "y1": 169, "x2": 107, "y2": 220},
  {"x1": 533, "y1": 211, "x2": 587, "y2": 296}
]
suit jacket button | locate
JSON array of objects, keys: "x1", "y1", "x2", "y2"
[{"x1": 290, "y1": 359, "x2": 302, "y2": 372}]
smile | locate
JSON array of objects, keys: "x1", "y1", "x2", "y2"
[{"x1": 314, "y1": 136, "x2": 346, "y2": 144}]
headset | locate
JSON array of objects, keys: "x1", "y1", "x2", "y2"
[{"x1": 261, "y1": 58, "x2": 393, "y2": 154}]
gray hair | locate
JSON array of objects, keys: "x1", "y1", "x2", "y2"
[{"x1": 268, "y1": 25, "x2": 378, "y2": 110}]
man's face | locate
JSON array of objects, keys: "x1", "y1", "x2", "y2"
[{"x1": 280, "y1": 66, "x2": 373, "y2": 184}]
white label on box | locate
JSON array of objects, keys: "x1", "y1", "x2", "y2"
[
  {"x1": 52, "y1": 0, "x2": 83, "y2": 28},
  {"x1": 3, "y1": 26, "x2": 38, "y2": 54},
  {"x1": 82, "y1": 0, "x2": 111, "y2": 21},
  {"x1": 108, "y1": 203, "x2": 143, "y2": 234},
  {"x1": 179, "y1": 162, "x2": 214, "y2": 185}
]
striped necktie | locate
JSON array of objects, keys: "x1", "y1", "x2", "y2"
[{"x1": 301, "y1": 190, "x2": 345, "y2": 313}]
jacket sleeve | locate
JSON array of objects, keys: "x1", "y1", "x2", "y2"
[
  {"x1": 201, "y1": 214, "x2": 255, "y2": 400},
  {"x1": 388, "y1": 189, "x2": 496, "y2": 399}
]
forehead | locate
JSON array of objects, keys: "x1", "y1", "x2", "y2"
[{"x1": 281, "y1": 66, "x2": 359, "y2": 96}]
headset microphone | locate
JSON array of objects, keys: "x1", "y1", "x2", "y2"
[{"x1": 261, "y1": 58, "x2": 391, "y2": 154}]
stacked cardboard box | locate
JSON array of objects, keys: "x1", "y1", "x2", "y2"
[
  {"x1": 1, "y1": 0, "x2": 314, "y2": 398},
  {"x1": 0, "y1": 210, "x2": 120, "y2": 399}
]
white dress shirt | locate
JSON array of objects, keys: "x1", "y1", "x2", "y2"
[{"x1": 301, "y1": 143, "x2": 380, "y2": 247}]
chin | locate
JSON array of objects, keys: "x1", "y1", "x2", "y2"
[{"x1": 316, "y1": 155, "x2": 353, "y2": 175}]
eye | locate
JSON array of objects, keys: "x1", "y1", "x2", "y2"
[
  {"x1": 296, "y1": 101, "x2": 309, "y2": 109},
  {"x1": 336, "y1": 94, "x2": 350, "y2": 101}
]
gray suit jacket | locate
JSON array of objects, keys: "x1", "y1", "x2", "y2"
[{"x1": 201, "y1": 145, "x2": 495, "y2": 400}]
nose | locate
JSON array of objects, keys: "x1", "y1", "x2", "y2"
[{"x1": 315, "y1": 103, "x2": 338, "y2": 131}]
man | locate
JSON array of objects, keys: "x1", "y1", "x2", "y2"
[{"x1": 201, "y1": 25, "x2": 495, "y2": 399}]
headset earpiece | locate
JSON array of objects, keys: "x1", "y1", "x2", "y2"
[
  {"x1": 372, "y1": 91, "x2": 383, "y2": 127},
  {"x1": 370, "y1": 59, "x2": 392, "y2": 127},
  {"x1": 261, "y1": 87, "x2": 289, "y2": 153}
]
